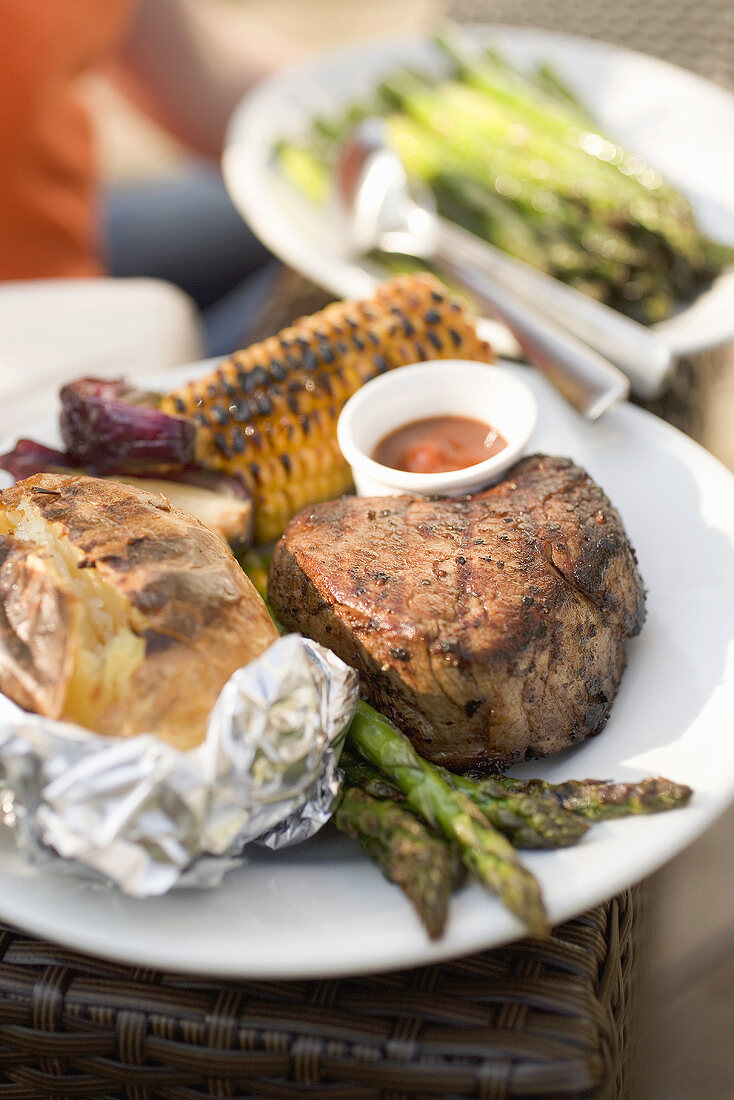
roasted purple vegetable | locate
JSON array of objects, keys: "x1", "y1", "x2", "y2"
[
  {"x1": 59, "y1": 378, "x2": 197, "y2": 473},
  {"x1": 0, "y1": 440, "x2": 74, "y2": 480},
  {"x1": 0, "y1": 437, "x2": 249, "y2": 497},
  {"x1": 0, "y1": 439, "x2": 253, "y2": 547}
]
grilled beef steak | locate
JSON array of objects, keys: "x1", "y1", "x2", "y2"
[{"x1": 269, "y1": 455, "x2": 645, "y2": 770}]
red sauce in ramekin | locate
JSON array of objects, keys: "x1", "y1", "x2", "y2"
[{"x1": 372, "y1": 415, "x2": 507, "y2": 474}]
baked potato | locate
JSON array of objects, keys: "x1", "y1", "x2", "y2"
[{"x1": 0, "y1": 474, "x2": 279, "y2": 749}]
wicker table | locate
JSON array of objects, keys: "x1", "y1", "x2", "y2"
[{"x1": 0, "y1": 891, "x2": 637, "y2": 1099}]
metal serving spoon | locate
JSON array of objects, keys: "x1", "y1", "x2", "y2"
[{"x1": 335, "y1": 119, "x2": 673, "y2": 416}]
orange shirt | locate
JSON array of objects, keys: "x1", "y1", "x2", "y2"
[{"x1": 0, "y1": 0, "x2": 134, "y2": 280}]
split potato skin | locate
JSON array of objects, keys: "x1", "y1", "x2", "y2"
[
  {"x1": 0, "y1": 534, "x2": 75, "y2": 719},
  {"x1": 0, "y1": 474, "x2": 279, "y2": 749}
]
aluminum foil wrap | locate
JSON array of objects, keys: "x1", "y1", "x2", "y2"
[{"x1": 0, "y1": 634, "x2": 359, "y2": 897}]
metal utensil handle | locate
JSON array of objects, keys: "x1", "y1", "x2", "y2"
[
  {"x1": 435, "y1": 218, "x2": 672, "y2": 399},
  {"x1": 431, "y1": 252, "x2": 630, "y2": 418}
]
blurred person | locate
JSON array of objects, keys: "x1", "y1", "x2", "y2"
[{"x1": 0, "y1": 0, "x2": 291, "y2": 354}]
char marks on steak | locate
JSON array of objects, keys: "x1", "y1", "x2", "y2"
[{"x1": 269, "y1": 455, "x2": 645, "y2": 770}]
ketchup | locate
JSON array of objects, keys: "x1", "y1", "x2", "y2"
[{"x1": 372, "y1": 415, "x2": 507, "y2": 474}]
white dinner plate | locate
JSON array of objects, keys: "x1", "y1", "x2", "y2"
[
  {"x1": 0, "y1": 362, "x2": 733, "y2": 977},
  {"x1": 223, "y1": 26, "x2": 734, "y2": 359}
]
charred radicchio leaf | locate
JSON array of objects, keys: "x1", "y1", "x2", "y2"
[
  {"x1": 0, "y1": 439, "x2": 253, "y2": 546},
  {"x1": 60, "y1": 378, "x2": 197, "y2": 473},
  {"x1": 0, "y1": 438, "x2": 249, "y2": 502},
  {"x1": 0, "y1": 439, "x2": 75, "y2": 480}
]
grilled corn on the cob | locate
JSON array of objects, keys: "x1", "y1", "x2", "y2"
[{"x1": 161, "y1": 274, "x2": 493, "y2": 543}]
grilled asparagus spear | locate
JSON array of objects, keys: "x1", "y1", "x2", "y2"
[
  {"x1": 347, "y1": 701, "x2": 549, "y2": 937},
  {"x1": 341, "y1": 750, "x2": 404, "y2": 801},
  {"x1": 343, "y1": 750, "x2": 587, "y2": 848},
  {"x1": 276, "y1": 141, "x2": 329, "y2": 204},
  {"x1": 343, "y1": 743, "x2": 690, "y2": 830},
  {"x1": 335, "y1": 787, "x2": 455, "y2": 939},
  {"x1": 435, "y1": 27, "x2": 694, "y2": 222},
  {"x1": 489, "y1": 775, "x2": 693, "y2": 820},
  {"x1": 381, "y1": 74, "x2": 671, "y2": 283},
  {"x1": 436, "y1": 767, "x2": 589, "y2": 848}
]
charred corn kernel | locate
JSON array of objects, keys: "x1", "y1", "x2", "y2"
[{"x1": 161, "y1": 274, "x2": 493, "y2": 543}]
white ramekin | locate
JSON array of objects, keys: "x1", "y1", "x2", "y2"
[{"x1": 337, "y1": 360, "x2": 538, "y2": 498}]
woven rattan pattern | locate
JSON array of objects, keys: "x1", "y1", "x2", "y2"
[
  {"x1": 449, "y1": 0, "x2": 734, "y2": 90},
  {"x1": 0, "y1": 890, "x2": 636, "y2": 1100}
]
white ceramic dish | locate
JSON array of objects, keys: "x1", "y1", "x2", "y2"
[
  {"x1": 223, "y1": 26, "x2": 734, "y2": 360},
  {"x1": 337, "y1": 359, "x2": 537, "y2": 496},
  {"x1": 0, "y1": 361, "x2": 733, "y2": 978}
]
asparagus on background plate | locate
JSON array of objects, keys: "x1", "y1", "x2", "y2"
[{"x1": 278, "y1": 23, "x2": 734, "y2": 324}]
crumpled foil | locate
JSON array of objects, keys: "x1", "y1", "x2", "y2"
[{"x1": 0, "y1": 634, "x2": 359, "y2": 897}]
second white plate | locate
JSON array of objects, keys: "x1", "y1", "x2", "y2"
[{"x1": 223, "y1": 26, "x2": 734, "y2": 358}]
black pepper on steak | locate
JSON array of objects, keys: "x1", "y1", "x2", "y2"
[{"x1": 268, "y1": 454, "x2": 645, "y2": 771}]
